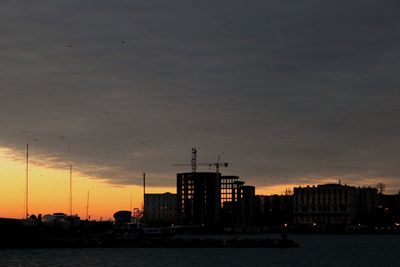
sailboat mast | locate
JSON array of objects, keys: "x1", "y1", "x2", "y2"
[
  {"x1": 69, "y1": 163, "x2": 72, "y2": 216},
  {"x1": 86, "y1": 190, "x2": 90, "y2": 220},
  {"x1": 143, "y1": 172, "x2": 146, "y2": 225},
  {"x1": 130, "y1": 187, "x2": 133, "y2": 213},
  {"x1": 25, "y1": 144, "x2": 29, "y2": 218}
]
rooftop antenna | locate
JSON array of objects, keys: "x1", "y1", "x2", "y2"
[
  {"x1": 69, "y1": 163, "x2": 72, "y2": 216},
  {"x1": 25, "y1": 144, "x2": 29, "y2": 218}
]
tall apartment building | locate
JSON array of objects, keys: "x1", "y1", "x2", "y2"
[
  {"x1": 176, "y1": 172, "x2": 221, "y2": 226},
  {"x1": 220, "y1": 175, "x2": 240, "y2": 207},
  {"x1": 240, "y1": 185, "x2": 256, "y2": 227},
  {"x1": 220, "y1": 179, "x2": 256, "y2": 228}
]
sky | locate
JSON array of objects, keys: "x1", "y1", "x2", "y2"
[{"x1": 1, "y1": 1, "x2": 400, "y2": 218}]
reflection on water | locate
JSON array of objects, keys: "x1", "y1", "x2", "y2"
[{"x1": 0, "y1": 235, "x2": 399, "y2": 267}]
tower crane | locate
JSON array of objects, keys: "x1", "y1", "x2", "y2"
[{"x1": 173, "y1": 148, "x2": 229, "y2": 174}]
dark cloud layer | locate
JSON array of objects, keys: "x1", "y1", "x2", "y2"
[{"x1": 1, "y1": 0, "x2": 400, "y2": 191}]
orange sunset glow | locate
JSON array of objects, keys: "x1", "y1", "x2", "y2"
[
  {"x1": 0, "y1": 146, "x2": 313, "y2": 220},
  {"x1": 0, "y1": 147, "x2": 175, "y2": 220}
]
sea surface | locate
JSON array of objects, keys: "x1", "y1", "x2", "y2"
[{"x1": 0, "y1": 235, "x2": 399, "y2": 267}]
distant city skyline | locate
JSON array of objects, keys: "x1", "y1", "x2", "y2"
[{"x1": 1, "y1": 1, "x2": 400, "y2": 219}]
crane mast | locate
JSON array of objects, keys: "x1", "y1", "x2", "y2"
[{"x1": 173, "y1": 148, "x2": 228, "y2": 174}]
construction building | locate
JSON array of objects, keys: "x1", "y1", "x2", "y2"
[
  {"x1": 176, "y1": 172, "x2": 221, "y2": 226},
  {"x1": 220, "y1": 178, "x2": 256, "y2": 229},
  {"x1": 220, "y1": 175, "x2": 240, "y2": 207}
]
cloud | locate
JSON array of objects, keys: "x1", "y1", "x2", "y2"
[{"x1": 1, "y1": 0, "x2": 400, "y2": 191}]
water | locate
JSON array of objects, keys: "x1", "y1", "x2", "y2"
[{"x1": 0, "y1": 235, "x2": 399, "y2": 267}]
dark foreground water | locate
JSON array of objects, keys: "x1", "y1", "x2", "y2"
[{"x1": 0, "y1": 235, "x2": 399, "y2": 267}]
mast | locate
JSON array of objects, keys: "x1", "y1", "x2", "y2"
[
  {"x1": 143, "y1": 173, "x2": 146, "y2": 200},
  {"x1": 86, "y1": 190, "x2": 90, "y2": 220},
  {"x1": 143, "y1": 172, "x2": 146, "y2": 225},
  {"x1": 69, "y1": 163, "x2": 72, "y2": 216},
  {"x1": 130, "y1": 186, "x2": 133, "y2": 213},
  {"x1": 25, "y1": 144, "x2": 29, "y2": 218}
]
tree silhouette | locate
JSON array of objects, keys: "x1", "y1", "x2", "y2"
[{"x1": 377, "y1": 183, "x2": 386, "y2": 194}]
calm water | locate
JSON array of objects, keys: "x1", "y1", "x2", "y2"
[{"x1": 0, "y1": 235, "x2": 399, "y2": 267}]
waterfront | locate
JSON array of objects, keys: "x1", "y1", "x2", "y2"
[{"x1": 0, "y1": 235, "x2": 399, "y2": 267}]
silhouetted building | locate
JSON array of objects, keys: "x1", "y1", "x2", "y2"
[
  {"x1": 256, "y1": 194, "x2": 293, "y2": 228},
  {"x1": 221, "y1": 180, "x2": 243, "y2": 228},
  {"x1": 241, "y1": 185, "x2": 256, "y2": 227},
  {"x1": 294, "y1": 184, "x2": 356, "y2": 225},
  {"x1": 221, "y1": 180, "x2": 257, "y2": 229},
  {"x1": 144, "y1": 192, "x2": 176, "y2": 226},
  {"x1": 221, "y1": 176, "x2": 240, "y2": 207},
  {"x1": 293, "y1": 183, "x2": 378, "y2": 226},
  {"x1": 376, "y1": 193, "x2": 400, "y2": 227},
  {"x1": 113, "y1": 210, "x2": 132, "y2": 225},
  {"x1": 177, "y1": 172, "x2": 221, "y2": 226},
  {"x1": 355, "y1": 187, "x2": 378, "y2": 225}
]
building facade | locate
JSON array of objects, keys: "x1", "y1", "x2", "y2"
[
  {"x1": 220, "y1": 180, "x2": 256, "y2": 229},
  {"x1": 293, "y1": 183, "x2": 378, "y2": 225},
  {"x1": 256, "y1": 194, "x2": 293, "y2": 227},
  {"x1": 240, "y1": 185, "x2": 256, "y2": 227},
  {"x1": 220, "y1": 175, "x2": 240, "y2": 207},
  {"x1": 144, "y1": 192, "x2": 176, "y2": 226},
  {"x1": 176, "y1": 172, "x2": 221, "y2": 226}
]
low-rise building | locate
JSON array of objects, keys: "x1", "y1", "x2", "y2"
[
  {"x1": 256, "y1": 194, "x2": 293, "y2": 227},
  {"x1": 293, "y1": 183, "x2": 378, "y2": 225},
  {"x1": 376, "y1": 193, "x2": 400, "y2": 227},
  {"x1": 144, "y1": 192, "x2": 176, "y2": 226}
]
